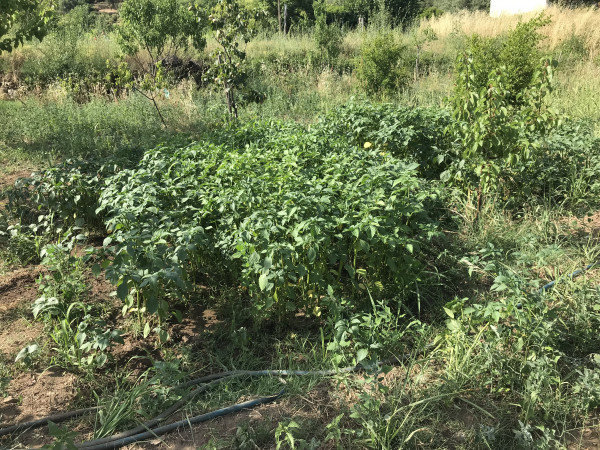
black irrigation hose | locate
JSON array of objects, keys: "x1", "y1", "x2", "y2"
[
  {"x1": 176, "y1": 366, "x2": 362, "y2": 390},
  {"x1": 0, "y1": 366, "x2": 366, "y2": 447},
  {"x1": 11, "y1": 259, "x2": 593, "y2": 445},
  {"x1": 77, "y1": 367, "x2": 363, "y2": 449},
  {"x1": 537, "y1": 262, "x2": 598, "y2": 293},
  {"x1": 513, "y1": 261, "x2": 598, "y2": 310},
  {"x1": 0, "y1": 406, "x2": 99, "y2": 437},
  {"x1": 81, "y1": 390, "x2": 285, "y2": 450}
]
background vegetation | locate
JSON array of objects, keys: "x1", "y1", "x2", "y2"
[{"x1": 1, "y1": 0, "x2": 600, "y2": 448}]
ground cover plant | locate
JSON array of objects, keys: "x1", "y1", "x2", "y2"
[{"x1": 1, "y1": 3, "x2": 600, "y2": 449}]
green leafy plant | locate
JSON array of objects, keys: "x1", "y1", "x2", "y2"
[
  {"x1": 313, "y1": 0, "x2": 342, "y2": 63},
  {"x1": 41, "y1": 421, "x2": 78, "y2": 450},
  {"x1": 464, "y1": 14, "x2": 551, "y2": 107},
  {"x1": 444, "y1": 46, "x2": 562, "y2": 200},
  {"x1": 441, "y1": 14, "x2": 560, "y2": 200},
  {"x1": 34, "y1": 239, "x2": 88, "y2": 317},
  {"x1": 108, "y1": 60, "x2": 170, "y2": 126},
  {"x1": 15, "y1": 343, "x2": 39, "y2": 364},
  {"x1": 0, "y1": 222, "x2": 47, "y2": 266},
  {"x1": 274, "y1": 420, "x2": 320, "y2": 449},
  {"x1": 357, "y1": 32, "x2": 409, "y2": 95},
  {"x1": 0, "y1": 0, "x2": 54, "y2": 53},
  {"x1": 29, "y1": 236, "x2": 123, "y2": 369},
  {"x1": 94, "y1": 119, "x2": 441, "y2": 330},
  {"x1": 47, "y1": 301, "x2": 123, "y2": 369}
]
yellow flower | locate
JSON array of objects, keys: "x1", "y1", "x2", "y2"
[{"x1": 363, "y1": 141, "x2": 372, "y2": 149}]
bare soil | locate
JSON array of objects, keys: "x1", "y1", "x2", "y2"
[
  {"x1": 0, "y1": 318, "x2": 42, "y2": 358},
  {"x1": 562, "y1": 210, "x2": 600, "y2": 239},
  {"x1": 0, "y1": 266, "x2": 42, "y2": 314},
  {"x1": 1, "y1": 369, "x2": 79, "y2": 426}
]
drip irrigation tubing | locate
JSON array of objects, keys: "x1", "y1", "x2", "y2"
[
  {"x1": 0, "y1": 365, "x2": 372, "y2": 449},
  {"x1": 76, "y1": 366, "x2": 369, "y2": 449},
  {"x1": 79, "y1": 390, "x2": 285, "y2": 450},
  {"x1": 6, "y1": 259, "x2": 597, "y2": 446},
  {"x1": 0, "y1": 407, "x2": 99, "y2": 437},
  {"x1": 537, "y1": 262, "x2": 598, "y2": 293}
]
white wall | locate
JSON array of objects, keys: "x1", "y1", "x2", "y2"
[{"x1": 490, "y1": 0, "x2": 548, "y2": 17}]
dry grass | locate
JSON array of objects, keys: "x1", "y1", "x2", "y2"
[
  {"x1": 553, "y1": 61, "x2": 600, "y2": 134},
  {"x1": 421, "y1": 6, "x2": 600, "y2": 58},
  {"x1": 245, "y1": 33, "x2": 316, "y2": 58}
]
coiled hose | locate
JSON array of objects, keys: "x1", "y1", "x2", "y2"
[
  {"x1": 0, "y1": 366, "x2": 366, "y2": 450},
  {"x1": 5, "y1": 262, "x2": 595, "y2": 448}
]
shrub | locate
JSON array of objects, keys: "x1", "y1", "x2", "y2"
[
  {"x1": 57, "y1": 0, "x2": 87, "y2": 13},
  {"x1": 19, "y1": 5, "x2": 98, "y2": 83},
  {"x1": 467, "y1": 14, "x2": 550, "y2": 106},
  {"x1": 117, "y1": 0, "x2": 206, "y2": 68},
  {"x1": 419, "y1": 6, "x2": 444, "y2": 20},
  {"x1": 445, "y1": 53, "x2": 560, "y2": 195},
  {"x1": 554, "y1": 33, "x2": 590, "y2": 65},
  {"x1": 357, "y1": 32, "x2": 409, "y2": 95},
  {"x1": 443, "y1": 15, "x2": 561, "y2": 197},
  {"x1": 501, "y1": 120, "x2": 600, "y2": 209},
  {"x1": 313, "y1": 0, "x2": 343, "y2": 62},
  {"x1": 94, "y1": 121, "x2": 441, "y2": 325}
]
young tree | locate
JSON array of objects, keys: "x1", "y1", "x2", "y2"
[
  {"x1": 0, "y1": 0, "x2": 55, "y2": 53},
  {"x1": 116, "y1": 0, "x2": 207, "y2": 126},
  {"x1": 118, "y1": 0, "x2": 206, "y2": 73},
  {"x1": 198, "y1": 0, "x2": 258, "y2": 118},
  {"x1": 313, "y1": 0, "x2": 342, "y2": 62}
]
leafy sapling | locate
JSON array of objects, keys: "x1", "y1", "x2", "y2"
[
  {"x1": 116, "y1": 0, "x2": 207, "y2": 126},
  {"x1": 196, "y1": 0, "x2": 259, "y2": 118}
]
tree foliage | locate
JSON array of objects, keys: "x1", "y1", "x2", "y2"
[
  {"x1": 357, "y1": 32, "x2": 408, "y2": 95},
  {"x1": 117, "y1": 0, "x2": 206, "y2": 68},
  {"x1": 441, "y1": 15, "x2": 561, "y2": 197},
  {"x1": 314, "y1": 0, "x2": 342, "y2": 61},
  {"x1": 200, "y1": 0, "x2": 259, "y2": 118},
  {"x1": 467, "y1": 14, "x2": 550, "y2": 106},
  {"x1": 0, "y1": 0, "x2": 54, "y2": 53}
]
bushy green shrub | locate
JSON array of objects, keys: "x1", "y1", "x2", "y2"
[
  {"x1": 501, "y1": 120, "x2": 600, "y2": 209},
  {"x1": 418, "y1": 6, "x2": 444, "y2": 20},
  {"x1": 424, "y1": 0, "x2": 489, "y2": 12},
  {"x1": 57, "y1": 0, "x2": 87, "y2": 13},
  {"x1": 444, "y1": 15, "x2": 561, "y2": 197},
  {"x1": 318, "y1": 101, "x2": 452, "y2": 178},
  {"x1": 357, "y1": 32, "x2": 409, "y2": 95},
  {"x1": 467, "y1": 14, "x2": 550, "y2": 106},
  {"x1": 445, "y1": 53, "x2": 560, "y2": 194},
  {"x1": 19, "y1": 5, "x2": 99, "y2": 83},
  {"x1": 93, "y1": 120, "x2": 440, "y2": 324},
  {"x1": 554, "y1": 33, "x2": 590, "y2": 65},
  {"x1": 118, "y1": 0, "x2": 205, "y2": 57},
  {"x1": 553, "y1": 0, "x2": 598, "y2": 6}
]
